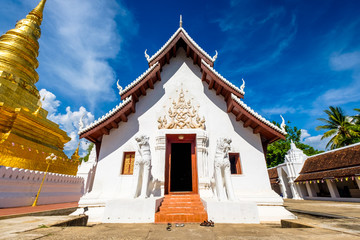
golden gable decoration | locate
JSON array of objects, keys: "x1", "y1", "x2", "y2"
[{"x1": 158, "y1": 89, "x2": 205, "y2": 129}]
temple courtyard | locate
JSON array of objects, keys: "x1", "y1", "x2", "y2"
[{"x1": 1, "y1": 199, "x2": 359, "y2": 240}]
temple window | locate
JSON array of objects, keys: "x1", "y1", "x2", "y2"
[
  {"x1": 229, "y1": 153, "x2": 242, "y2": 174},
  {"x1": 122, "y1": 152, "x2": 135, "y2": 175}
]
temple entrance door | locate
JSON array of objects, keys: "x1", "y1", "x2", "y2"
[{"x1": 165, "y1": 134, "x2": 198, "y2": 194}]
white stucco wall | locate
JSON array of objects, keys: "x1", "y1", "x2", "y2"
[
  {"x1": 82, "y1": 49, "x2": 281, "y2": 206},
  {"x1": 0, "y1": 166, "x2": 83, "y2": 208}
]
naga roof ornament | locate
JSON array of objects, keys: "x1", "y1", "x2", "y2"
[
  {"x1": 212, "y1": 50, "x2": 218, "y2": 62},
  {"x1": 116, "y1": 79, "x2": 123, "y2": 96},
  {"x1": 144, "y1": 49, "x2": 150, "y2": 61},
  {"x1": 280, "y1": 115, "x2": 286, "y2": 132},
  {"x1": 240, "y1": 78, "x2": 245, "y2": 93}
]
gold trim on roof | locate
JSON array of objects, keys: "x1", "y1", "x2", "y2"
[{"x1": 158, "y1": 89, "x2": 205, "y2": 129}]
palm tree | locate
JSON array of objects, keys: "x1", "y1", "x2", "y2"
[
  {"x1": 353, "y1": 108, "x2": 360, "y2": 124},
  {"x1": 351, "y1": 108, "x2": 360, "y2": 142},
  {"x1": 316, "y1": 106, "x2": 359, "y2": 149}
]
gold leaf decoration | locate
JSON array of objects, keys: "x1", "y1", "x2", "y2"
[{"x1": 158, "y1": 89, "x2": 205, "y2": 129}]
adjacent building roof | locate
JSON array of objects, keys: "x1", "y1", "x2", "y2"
[{"x1": 295, "y1": 142, "x2": 360, "y2": 181}]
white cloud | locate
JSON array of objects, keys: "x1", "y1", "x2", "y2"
[
  {"x1": 310, "y1": 54, "x2": 360, "y2": 115},
  {"x1": 300, "y1": 129, "x2": 328, "y2": 151},
  {"x1": 330, "y1": 51, "x2": 360, "y2": 71},
  {"x1": 37, "y1": 0, "x2": 138, "y2": 110},
  {"x1": 39, "y1": 89, "x2": 60, "y2": 115},
  {"x1": 300, "y1": 129, "x2": 310, "y2": 140},
  {"x1": 40, "y1": 89, "x2": 94, "y2": 157}
]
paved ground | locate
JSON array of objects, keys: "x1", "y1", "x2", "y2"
[
  {"x1": 1, "y1": 199, "x2": 359, "y2": 240},
  {"x1": 284, "y1": 199, "x2": 360, "y2": 218},
  {"x1": 12, "y1": 222, "x2": 359, "y2": 240}
]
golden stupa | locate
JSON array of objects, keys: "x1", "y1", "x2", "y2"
[{"x1": 0, "y1": 0, "x2": 79, "y2": 175}]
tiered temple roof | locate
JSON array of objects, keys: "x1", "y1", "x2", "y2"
[{"x1": 79, "y1": 24, "x2": 286, "y2": 148}]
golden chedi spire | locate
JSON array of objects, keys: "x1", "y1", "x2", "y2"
[
  {"x1": 0, "y1": 1, "x2": 77, "y2": 176},
  {"x1": 0, "y1": 0, "x2": 47, "y2": 113},
  {"x1": 71, "y1": 142, "x2": 81, "y2": 162}
]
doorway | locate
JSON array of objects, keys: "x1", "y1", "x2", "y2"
[
  {"x1": 165, "y1": 134, "x2": 198, "y2": 194},
  {"x1": 170, "y1": 143, "x2": 192, "y2": 191}
]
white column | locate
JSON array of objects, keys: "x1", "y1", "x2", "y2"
[
  {"x1": 325, "y1": 180, "x2": 340, "y2": 199},
  {"x1": 289, "y1": 180, "x2": 302, "y2": 200},
  {"x1": 305, "y1": 182, "x2": 316, "y2": 197},
  {"x1": 155, "y1": 135, "x2": 166, "y2": 182},
  {"x1": 356, "y1": 177, "x2": 360, "y2": 190}
]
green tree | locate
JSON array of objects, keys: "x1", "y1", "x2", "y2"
[
  {"x1": 266, "y1": 122, "x2": 322, "y2": 168},
  {"x1": 316, "y1": 106, "x2": 359, "y2": 149},
  {"x1": 79, "y1": 142, "x2": 94, "y2": 163}
]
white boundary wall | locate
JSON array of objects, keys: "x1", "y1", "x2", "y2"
[{"x1": 0, "y1": 166, "x2": 84, "y2": 208}]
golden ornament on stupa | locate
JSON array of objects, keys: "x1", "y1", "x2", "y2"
[{"x1": 0, "y1": 0, "x2": 79, "y2": 175}]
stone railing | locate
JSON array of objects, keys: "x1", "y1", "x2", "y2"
[{"x1": 0, "y1": 166, "x2": 84, "y2": 208}]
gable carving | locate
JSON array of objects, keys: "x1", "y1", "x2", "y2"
[{"x1": 158, "y1": 89, "x2": 205, "y2": 129}]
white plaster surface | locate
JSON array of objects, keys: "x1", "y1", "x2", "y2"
[
  {"x1": 202, "y1": 198, "x2": 260, "y2": 223},
  {"x1": 0, "y1": 166, "x2": 83, "y2": 208},
  {"x1": 102, "y1": 198, "x2": 162, "y2": 223},
  {"x1": 79, "y1": 48, "x2": 291, "y2": 222},
  {"x1": 257, "y1": 205, "x2": 296, "y2": 222},
  {"x1": 77, "y1": 147, "x2": 97, "y2": 194}
]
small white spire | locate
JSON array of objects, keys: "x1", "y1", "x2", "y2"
[
  {"x1": 290, "y1": 140, "x2": 296, "y2": 149},
  {"x1": 180, "y1": 15, "x2": 183, "y2": 28},
  {"x1": 144, "y1": 49, "x2": 150, "y2": 61}
]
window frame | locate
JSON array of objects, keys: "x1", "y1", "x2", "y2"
[
  {"x1": 229, "y1": 152, "x2": 242, "y2": 175},
  {"x1": 121, "y1": 151, "x2": 136, "y2": 175}
]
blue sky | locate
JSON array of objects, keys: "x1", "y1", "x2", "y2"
[{"x1": 1, "y1": 0, "x2": 359, "y2": 156}]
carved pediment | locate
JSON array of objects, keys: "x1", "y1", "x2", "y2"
[{"x1": 158, "y1": 89, "x2": 205, "y2": 129}]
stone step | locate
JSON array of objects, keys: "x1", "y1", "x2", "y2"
[
  {"x1": 155, "y1": 212, "x2": 208, "y2": 223},
  {"x1": 162, "y1": 198, "x2": 200, "y2": 202},
  {"x1": 160, "y1": 203, "x2": 204, "y2": 208},
  {"x1": 159, "y1": 207, "x2": 206, "y2": 213},
  {"x1": 154, "y1": 194, "x2": 208, "y2": 223}
]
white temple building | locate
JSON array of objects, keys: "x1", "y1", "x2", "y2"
[
  {"x1": 269, "y1": 142, "x2": 360, "y2": 202},
  {"x1": 75, "y1": 20, "x2": 295, "y2": 223},
  {"x1": 268, "y1": 141, "x2": 308, "y2": 200}
]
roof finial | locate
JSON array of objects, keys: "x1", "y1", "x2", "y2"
[
  {"x1": 212, "y1": 50, "x2": 218, "y2": 62},
  {"x1": 280, "y1": 115, "x2": 286, "y2": 132},
  {"x1": 180, "y1": 15, "x2": 183, "y2": 28},
  {"x1": 79, "y1": 114, "x2": 85, "y2": 130},
  {"x1": 116, "y1": 79, "x2": 123, "y2": 95},
  {"x1": 144, "y1": 49, "x2": 150, "y2": 61},
  {"x1": 240, "y1": 78, "x2": 245, "y2": 93}
]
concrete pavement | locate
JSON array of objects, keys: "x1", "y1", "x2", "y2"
[{"x1": 0, "y1": 199, "x2": 359, "y2": 239}]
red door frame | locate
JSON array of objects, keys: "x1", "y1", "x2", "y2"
[{"x1": 165, "y1": 134, "x2": 198, "y2": 195}]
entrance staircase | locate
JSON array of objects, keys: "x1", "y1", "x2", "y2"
[{"x1": 155, "y1": 194, "x2": 208, "y2": 223}]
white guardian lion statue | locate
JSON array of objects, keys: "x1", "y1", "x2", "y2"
[
  {"x1": 133, "y1": 135, "x2": 152, "y2": 198},
  {"x1": 213, "y1": 138, "x2": 236, "y2": 201}
]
